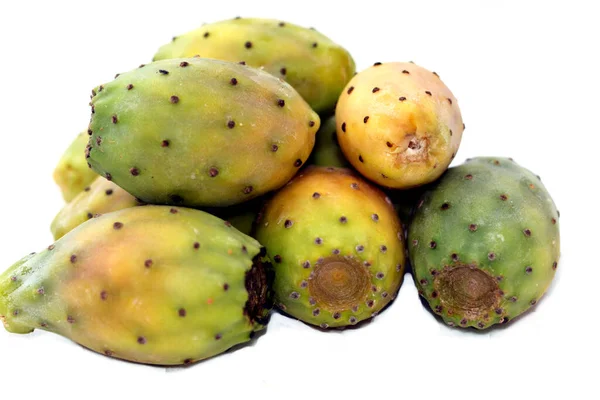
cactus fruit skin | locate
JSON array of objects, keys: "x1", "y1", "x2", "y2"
[
  {"x1": 0, "y1": 206, "x2": 271, "y2": 365},
  {"x1": 53, "y1": 132, "x2": 98, "y2": 202},
  {"x1": 336, "y1": 62, "x2": 464, "y2": 189},
  {"x1": 307, "y1": 116, "x2": 351, "y2": 168},
  {"x1": 87, "y1": 58, "x2": 320, "y2": 208},
  {"x1": 51, "y1": 177, "x2": 143, "y2": 240},
  {"x1": 153, "y1": 18, "x2": 356, "y2": 114},
  {"x1": 408, "y1": 158, "x2": 560, "y2": 329},
  {"x1": 255, "y1": 166, "x2": 406, "y2": 328}
]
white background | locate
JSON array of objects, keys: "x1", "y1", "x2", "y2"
[{"x1": 0, "y1": 1, "x2": 597, "y2": 398}]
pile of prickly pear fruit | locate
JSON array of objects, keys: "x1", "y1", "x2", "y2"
[{"x1": 1, "y1": 17, "x2": 560, "y2": 366}]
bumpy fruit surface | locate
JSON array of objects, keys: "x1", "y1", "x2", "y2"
[
  {"x1": 308, "y1": 116, "x2": 350, "y2": 168},
  {"x1": 154, "y1": 18, "x2": 355, "y2": 114},
  {"x1": 255, "y1": 167, "x2": 406, "y2": 328},
  {"x1": 336, "y1": 62, "x2": 464, "y2": 189},
  {"x1": 53, "y1": 132, "x2": 98, "y2": 201},
  {"x1": 51, "y1": 177, "x2": 142, "y2": 240},
  {"x1": 409, "y1": 157, "x2": 560, "y2": 329},
  {"x1": 1, "y1": 206, "x2": 271, "y2": 365},
  {"x1": 87, "y1": 58, "x2": 320, "y2": 208}
]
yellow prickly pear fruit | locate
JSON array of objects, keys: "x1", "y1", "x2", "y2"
[
  {"x1": 255, "y1": 167, "x2": 406, "y2": 328},
  {"x1": 53, "y1": 132, "x2": 98, "y2": 201},
  {"x1": 1, "y1": 206, "x2": 271, "y2": 365},
  {"x1": 336, "y1": 62, "x2": 464, "y2": 189},
  {"x1": 154, "y1": 18, "x2": 355, "y2": 114},
  {"x1": 51, "y1": 177, "x2": 143, "y2": 240}
]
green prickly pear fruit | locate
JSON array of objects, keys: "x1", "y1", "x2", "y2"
[
  {"x1": 51, "y1": 176, "x2": 143, "y2": 240},
  {"x1": 87, "y1": 58, "x2": 320, "y2": 208},
  {"x1": 0, "y1": 206, "x2": 271, "y2": 365},
  {"x1": 408, "y1": 157, "x2": 560, "y2": 329},
  {"x1": 53, "y1": 132, "x2": 98, "y2": 202},
  {"x1": 307, "y1": 116, "x2": 351, "y2": 168},
  {"x1": 153, "y1": 18, "x2": 355, "y2": 115},
  {"x1": 336, "y1": 62, "x2": 464, "y2": 189},
  {"x1": 255, "y1": 166, "x2": 406, "y2": 329}
]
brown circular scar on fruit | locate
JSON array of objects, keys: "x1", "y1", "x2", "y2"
[
  {"x1": 308, "y1": 256, "x2": 371, "y2": 312},
  {"x1": 433, "y1": 264, "x2": 502, "y2": 321}
]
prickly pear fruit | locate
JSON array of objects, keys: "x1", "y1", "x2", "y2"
[
  {"x1": 336, "y1": 62, "x2": 464, "y2": 189},
  {"x1": 255, "y1": 167, "x2": 406, "y2": 328},
  {"x1": 408, "y1": 157, "x2": 560, "y2": 329},
  {"x1": 87, "y1": 58, "x2": 320, "y2": 208},
  {"x1": 0, "y1": 206, "x2": 271, "y2": 365},
  {"x1": 53, "y1": 132, "x2": 98, "y2": 202},
  {"x1": 51, "y1": 177, "x2": 143, "y2": 240},
  {"x1": 153, "y1": 18, "x2": 355, "y2": 114},
  {"x1": 307, "y1": 116, "x2": 350, "y2": 168}
]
